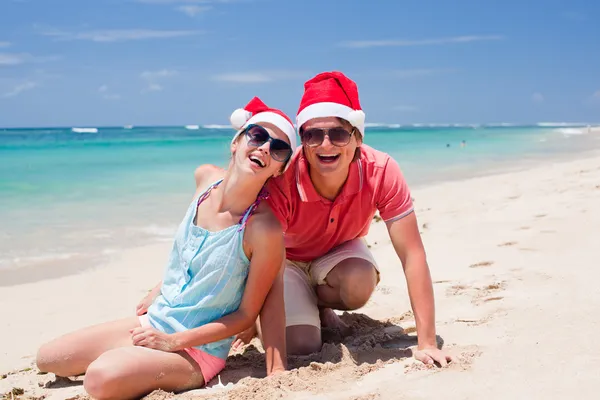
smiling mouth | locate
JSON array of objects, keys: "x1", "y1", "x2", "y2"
[
  {"x1": 249, "y1": 155, "x2": 266, "y2": 168},
  {"x1": 317, "y1": 154, "x2": 340, "y2": 164}
]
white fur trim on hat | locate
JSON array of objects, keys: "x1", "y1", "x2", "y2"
[
  {"x1": 230, "y1": 108, "x2": 252, "y2": 130},
  {"x1": 231, "y1": 111, "x2": 297, "y2": 150},
  {"x1": 296, "y1": 102, "x2": 365, "y2": 136}
]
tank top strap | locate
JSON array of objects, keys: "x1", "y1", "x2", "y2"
[
  {"x1": 196, "y1": 178, "x2": 224, "y2": 207},
  {"x1": 238, "y1": 186, "x2": 270, "y2": 231}
]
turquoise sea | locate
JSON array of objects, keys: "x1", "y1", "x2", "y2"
[{"x1": 1, "y1": 124, "x2": 599, "y2": 277}]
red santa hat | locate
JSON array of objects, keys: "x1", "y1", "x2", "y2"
[
  {"x1": 230, "y1": 96, "x2": 297, "y2": 150},
  {"x1": 296, "y1": 71, "x2": 366, "y2": 137}
]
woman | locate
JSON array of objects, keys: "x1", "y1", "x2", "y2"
[{"x1": 36, "y1": 97, "x2": 296, "y2": 400}]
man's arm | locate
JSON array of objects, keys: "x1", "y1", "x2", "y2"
[{"x1": 386, "y1": 212, "x2": 453, "y2": 366}]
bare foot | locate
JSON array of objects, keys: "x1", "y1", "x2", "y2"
[
  {"x1": 319, "y1": 308, "x2": 351, "y2": 336},
  {"x1": 232, "y1": 324, "x2": 257, "y2": 350}
]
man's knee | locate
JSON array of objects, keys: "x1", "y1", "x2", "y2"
[
  {"x1": 331, "y1": 258, "x2": 377, "y2": 309},
  {"x1": 286, "y1": 325, "x2": 322, "y2": 355}
]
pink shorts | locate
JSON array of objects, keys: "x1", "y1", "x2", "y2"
[{"x1": 138, "y1": 315, "x2": 226, "y2": 384}]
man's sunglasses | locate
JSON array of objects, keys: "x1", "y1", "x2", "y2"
[
  {"x1": 244, "y1": 124, "x2": 292, "y2": 163},
  {"x1": 300, "y1": 127, "x2": 354, "y2": 147}
]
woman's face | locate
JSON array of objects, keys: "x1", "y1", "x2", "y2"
[{"x1": 231, "y1": 122, "x2": 291, "y2": 179}]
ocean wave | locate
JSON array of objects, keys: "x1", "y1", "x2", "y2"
[
  {"x1": 72, "y1": 127, "x2": 98, "y2": 133},
  {"x1": 557, "y1": 128, "x2": 586, "y2": 135},
  {"x1": 203, "y1": 124, "x2": 232, "y2": 130},
  {"x1": 537, "y1": 122, "x2": 588, "y2": 127},
  {"x1": 137, "y1": 224, "x2": 176, "y2": 238},
  {"x1": 185, "y1": 125, "x2": 200, "y2": 130}
]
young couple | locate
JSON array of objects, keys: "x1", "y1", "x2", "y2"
[{"x1": 37, "y1": 72, "x2": 452, "y2": 399}]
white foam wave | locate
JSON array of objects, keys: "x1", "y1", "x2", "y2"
[
  {"x1": 138, "y1": 224, "x2": 176, "y2": 238},
  {"x1": 486, "y1": 123, "x2": 517, "y2": 127},
  {"x1": 185, "y1": 125, "x2": 200, "y2": 130},
  {"x1": 537, "y1": 122, "x2": 588, "y2": 127},
  {"x1": 557, "y1": 128, "x2": 586, "y2": 135},
  {"x1": 72, "y1": 127, "x2": 98, "y2": 133},
  {"x1": 203, "y1": 124, "x2": 231, "y2": 129}
]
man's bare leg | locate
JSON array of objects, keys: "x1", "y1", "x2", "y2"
[
  {"x1": 286, "y1": 258, "x2": 378, "y2": 355},
  {"x1": 316, "y1": 258, "x2": 378, "y2": 331}
]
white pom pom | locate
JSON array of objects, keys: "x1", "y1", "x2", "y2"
[
  {"x1": 230, "y1": 108, "x2": 252, "y2": 130},
  {"x1": 346, "y1": 109, "x2": 365, "y2": 128}
]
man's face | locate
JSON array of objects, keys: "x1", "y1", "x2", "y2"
[{"x1": 300, "y1": 117, "x2": 361, "y2": 178}]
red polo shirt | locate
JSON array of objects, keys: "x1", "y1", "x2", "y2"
[{"x1": 266, "y1": 144, "x2": 414, "y2": 262}]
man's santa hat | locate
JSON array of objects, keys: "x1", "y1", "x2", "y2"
[
  {"x1": 296, "y1": 71, "x2": 366, "y2": 137},
  {"x1": 230, "y1": 96, "x2": 297, "y2": 150}
]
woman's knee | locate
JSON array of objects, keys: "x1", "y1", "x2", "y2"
[
  {"x1": 83, "y1": 354, "x2": 126, "y2": 400},
  {"x1": 36, "y1": 341, "x2": 68, "y2": 375}
]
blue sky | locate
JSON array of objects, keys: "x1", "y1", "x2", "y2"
[{"x1": 0, "y1": 0, "x2": 599, "y2": 127}]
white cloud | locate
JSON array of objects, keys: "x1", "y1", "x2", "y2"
[
  {"x1": 3, "y1": 81, "x2": 37, "y2": 97},
  {"x1": 212, "y1": 70, "x2": 307, "y2": 83},
  {"x1": 340, "y1": 35, "x2": 504, "y2": 48},
  {"x1": 40, "y1": 28, "x2": 201, "y2": 43},
  {"x1": 140, "y1": 69, "x2": 177, "y2": 92},
  {"x1": 140, "y1": 69, "x2": 178, "y2": 80},
  {"x1": 146, "y1": 83, "x2": 163, "y2": 92},
  {"x1": 0, "y1": 52, "x2": 60, "y2": 66},
  {"x1": 97, "y1": 84, "x2": 121, "y2": 100},
  {"x1": 0, "y1": 41, "x2": 11, "y2": 48},
  {"x1": 0, "y1": 53, "x2": 28, "y2": 65},
  {"x1": 177, "y1": 5, "x2": 212, "y2": 16},
  {"x1": 532, "y1": 92, "x2": 545, "y2": 103},
  {"x1": 393, "y1": 105, "x2": 419, "y2": 112}
]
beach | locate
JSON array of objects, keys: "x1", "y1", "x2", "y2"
[{"x1": 2, "y1": 129, "x2": 600, "y2": 399}]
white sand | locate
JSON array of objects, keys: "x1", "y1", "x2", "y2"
[{"x1": 2, "y1": 147, "x2": 600, "y2": 399}]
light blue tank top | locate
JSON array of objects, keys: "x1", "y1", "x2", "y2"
[{"x1": 147, "y1": 179, "x2": 263, "y2": 359}]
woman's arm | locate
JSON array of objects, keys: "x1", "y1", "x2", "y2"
[{"x1": 170, "y1": 211, "x2": 285, "y2": 352}]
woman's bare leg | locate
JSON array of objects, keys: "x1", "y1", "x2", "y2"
[
  {"x1": 36, "y1": 316, "x2": 141, "y2": 377},
  {"x1": 83, "y1": 346, "x2": 205, "y2": 400}
]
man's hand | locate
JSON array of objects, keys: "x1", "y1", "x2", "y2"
[{"x1": 413, "y1": 346, "x2": 453, "y2": 367}]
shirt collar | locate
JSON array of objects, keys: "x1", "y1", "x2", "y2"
[{"x1": 295, "y1": 149, "x2": 363, "y2": 203}]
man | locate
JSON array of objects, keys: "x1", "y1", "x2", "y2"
[{"x1": 240, "y1": 71, "x2": 452, "y2": 368}]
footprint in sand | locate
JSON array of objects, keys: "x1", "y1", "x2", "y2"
[
  {"x1": 469, "y1": 261, "x2": 494, "y2": 268},
  {"x1": 535, "y1": 214, "x2": 547, "y2": 218},
  {"x1": 483, "y1": 296, "x2": 504, "y2": 302},
  {"x1": 498, "y1": 241, "x2": 518, "y2": 247}
]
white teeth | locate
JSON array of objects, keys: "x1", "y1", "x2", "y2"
[{"x1": 249, "y1": 156, "x2": 265, "y2": 167}]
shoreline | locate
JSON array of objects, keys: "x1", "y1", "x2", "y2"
[
  {"x1": 2, "y1": 143, "x2": 600, "y2": 399},
  {"x1": 2, "y1": 129, "x2": 600, "y2": 282}
]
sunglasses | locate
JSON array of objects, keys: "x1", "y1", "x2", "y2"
[
  {"x1": 244, "y1": 124, "x2": 292, "y2": 163},
  {"x1": 300, "y1": 127, "x2": 354, "y2": 147}
]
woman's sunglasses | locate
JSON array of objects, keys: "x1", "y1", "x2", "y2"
[
  {"x1": 300, "y1": 127, "x2": 354, "y2": 147},
  {"x1": 244, "y1": 124, "x2": 292, "y2": 163}
]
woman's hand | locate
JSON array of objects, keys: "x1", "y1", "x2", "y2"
[
  {"x1": 136, "y1": 283, "x2": 162, "y2": 316},
  {"x1": 135, "y1": 293, "x2": 154, "y2": 316},
  {"x1": 130, "y1": 327, "x2": 180, "y2": 352}
]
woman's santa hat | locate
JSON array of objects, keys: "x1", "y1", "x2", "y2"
[
  {"x1": 296, "y1": 71, "x2": 366, "y2": 137},
  {"x1": 230, "y1": 96, "x2": 297, "y2": 150}
]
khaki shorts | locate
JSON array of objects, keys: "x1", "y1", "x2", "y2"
[{"x1": 284, "y1": 238, "x2": 378, "y2": 329}]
